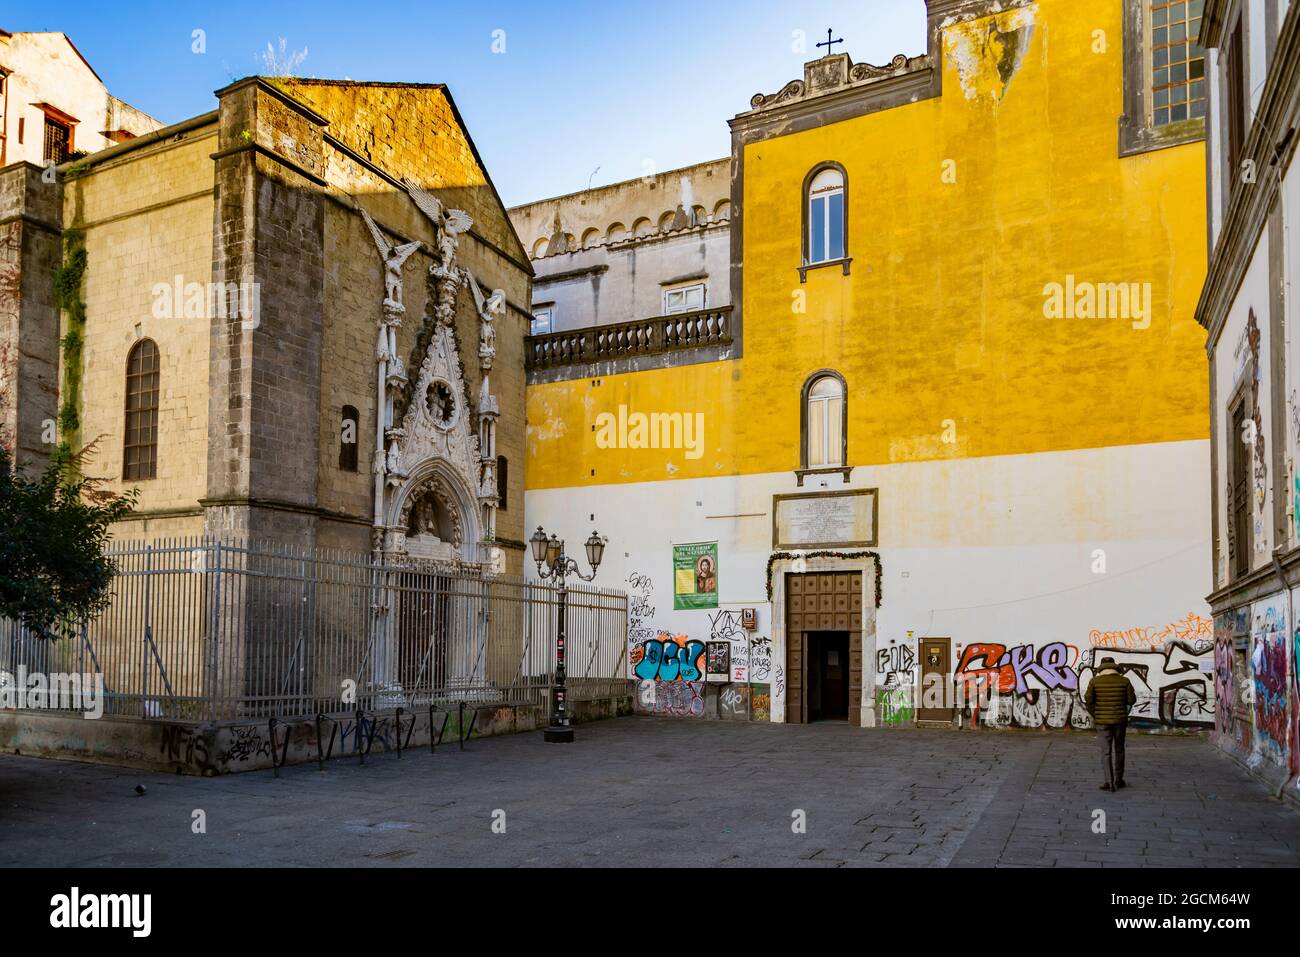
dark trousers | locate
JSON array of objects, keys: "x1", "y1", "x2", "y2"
[{"x1": 1098, "y1": 723, "x2": 1127, "y2": 785}]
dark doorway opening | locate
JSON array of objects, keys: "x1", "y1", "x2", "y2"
[{"x1": 807, "y1": 631, "x2": 850, "y2": 721}]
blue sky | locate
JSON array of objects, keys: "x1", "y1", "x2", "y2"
[{"x1": 4, "y1": 1, "x2": 925, "y2": 206}]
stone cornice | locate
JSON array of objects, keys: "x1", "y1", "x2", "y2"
[
  {"x1": 1197, "y1": 0, "x2": 1300, "y2": 348},
  {"x1": 732, "y1": 59, "x2": 935, "y2": 135},
  {"x1": 1207, "y1": 543, "x2": 1300, "y2": 608}
]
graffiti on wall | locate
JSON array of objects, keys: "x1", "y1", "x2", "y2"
[
  {"x1": 219, "y1": 725, "x2": 271, "y2": 764},
  {"x1": 952, "y1": 623, "x2": 1217, "y2": 732},
  {"x1": 708, "y1": 609, "x2": 749, "y2": 682},
  {"x1": 751, "y1": 686, "x2": 771, "y2": 722},
  {"x1": 1089, "y1": 612, "x2": 1213, "y2": 652},
  {"x1": 1251, "y1": 599, "x2": 1289, "y2": 762},
  {"x1": 955, "y1": 642, "x2": 1092, "y2": 730},
  {"x1": 1076, "y1": 644, "x2": 1214, "y2": 727},
  {"x1": 877, "y1": 684, "x2": 914, "y2": 725},
  {"x1": 719, "y1": 685, "x2": 749, "y2": 720},
  {"x1": 1213, "y1": 611, "x2": 1243, "y2": 747},
  {"x1": 626, "y1": 572, "x2": 657, "y2": 680},
  {"x1": 749, "y1": 636, "x2": 772, "y2": 682},
  {"x1": 877, "y1": 644, "x2": 916, "y2": 684},
  {"x1": 1294, "y1": 609, "x2": 1300, "y2": 778},
  {"x1": 160, "y1": 724, "x2": 211, "y2": 771},
  {"x1": 635, "y1": 679, "x2": 706, "y2": 718},
  {"x1": 632, "y1": 633, "x2": 706, "y2": 682}
]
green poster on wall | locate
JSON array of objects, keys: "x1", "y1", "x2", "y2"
[{"x1": 673, "y1": 542, "x2": 718, "y2": 610}]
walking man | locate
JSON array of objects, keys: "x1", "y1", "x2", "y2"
[{"x1": 1084, "y1": 656, "x2": 1136, "y2": 791}]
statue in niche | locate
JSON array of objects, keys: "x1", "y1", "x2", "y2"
[
  {"x1": 359, "y1": 207, "x2": 422, "y2": 307},
  {"x1": 403, "y1": 484, "x2": 461, "y2": 559},
  {"x1": 407, "y1": 492, "x2": 443, "y2": 542},
  {"x1": 479, "y1": 290, "x2": 502, "y2": 366}
]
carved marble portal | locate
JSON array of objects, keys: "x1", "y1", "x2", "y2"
[{"x1": 358, "y1": 177, "x2": 505, "y2": 570}]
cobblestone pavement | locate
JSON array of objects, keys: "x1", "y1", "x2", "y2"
[{"x1": 1, "y1": 717, "x2": 1298, "y2": 867}]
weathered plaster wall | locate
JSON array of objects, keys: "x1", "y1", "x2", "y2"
[
  {"x1": 524, "y1": 1, "x2": 1212, "y2": 729},
  {"x1": 528, "y1": 440, "x2": 1211, "y2": 727},
  {"x1": 1210, "y1": 230, "x2": 1273, "y2": 587}
]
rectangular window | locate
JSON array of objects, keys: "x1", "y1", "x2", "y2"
[
  {"x1": 1229, "y1": 398, "x2": 1251, "y2": 580},
  {"x1": 531, "y1": 309, "x2": 552, "y2": 335},
  {"x1": 43, "y1": 115, "x2": 70, "y2": 164},
  {"x1": 809, "y1": 408, "x2": 826, "y2": 468},
  {"x1": 339, "y1": 405, "x2": 359, "y2": 472},
  {"x1": 1150, "y1": 0, "x2": 1206, "y2": 126},
  {"x1": 827, "y1": 193, "x2": 844, "y2": 260},
  {"x1": 663, "y1": 283, "x2": 705, "y2": 315},
  {"x1": 810, "y1": 197, "x2": 827, "y2": 264}
]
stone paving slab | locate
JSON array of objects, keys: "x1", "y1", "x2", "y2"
[{"x1": 0, "y1": 717, "x2": 1297, "y2": 867}]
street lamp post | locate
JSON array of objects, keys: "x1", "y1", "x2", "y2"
[{"x1": 531, "y1": 525, "x2": 606, "y2": 743}]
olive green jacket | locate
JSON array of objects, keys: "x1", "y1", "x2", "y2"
[{"x1": 1085, "y1": 668, "x2": 1136, "y2": 726}]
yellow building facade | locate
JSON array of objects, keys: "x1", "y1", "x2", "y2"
[{"x1": 524, "y1": 0, "x2": 1213, "y2": 727}]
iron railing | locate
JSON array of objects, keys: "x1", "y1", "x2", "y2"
[
  {"x1": 527, "y1": 304, "x2": 733, "y2": 371},
  {"x1": 0, "y1": 538, "x2": 629, "y2": 721}
]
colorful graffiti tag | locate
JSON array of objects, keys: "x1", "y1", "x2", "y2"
[
  {"x1": 954, "y1": 641, "x2": 1092, "y2": 730},
  {"x1": 1251, "y1": 599, "x2": 1289, "y2": 762},
  {"x1": 1089, "y1": 612, "x2": 1213, "y2": 651},
  {"x1": 951, "y1": 622, "x2": 1216, "y2": 731},
  {"x1": 1213, "y1": 612, "x2": 1239, "y2": 746},
  {"x1": 632, "y1": 634, "x2": 706, "y2": 682},
  {"x1": 877, "y1": 685, "x2": 914, "y2": 725},
  {"x1": 635, "y1": 679, "x2": 706, "y2": 717}
]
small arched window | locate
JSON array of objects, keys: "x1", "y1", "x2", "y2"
[
  {"x1": 802, "y1": 164, "x2": 848, "y2": 277},
  {"x1": 497, "y1": 455, "x2": 508, "y2": 511},
  {"x1": 340, "y1": 405, "x2": 359, "y2": 472},
  {"x1": 123, "y1": 338, "x2": 160, "y2": 480},
  {"x1": 802, "y1": 372, "x2": 846, "y2": 469}
]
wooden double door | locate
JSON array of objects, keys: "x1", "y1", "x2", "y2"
[{"x1": 785, "y1": 572, "x2": 863, "y2": 725}]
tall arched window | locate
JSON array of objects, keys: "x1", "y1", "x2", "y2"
[
  {"x1": 339, "y1": 405, "x2": 359, "y2": 472},
  {"x1": 804, "y1": 164, "x2": 846, "y2": 270},
  {"x1": 123, "y1": 338, "x2": 160, "y2": 480},
  {"x1": 802, "y1": 371, "x2": 846, "y2": 470},
  {"x1": 496, "y1": 455, "x2": 508, "y2": 510}
]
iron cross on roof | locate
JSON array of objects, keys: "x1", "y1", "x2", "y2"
[{"x1": 817, "y1": 29, "x2": 844, "y2": 56}]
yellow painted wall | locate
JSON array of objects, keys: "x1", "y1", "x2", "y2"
[{"x1": 526, "y1": 0, "x2": 1208, "y2": 491}]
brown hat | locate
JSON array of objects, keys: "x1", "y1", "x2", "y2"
[{"x1": 1099, "y1": 656, "x2": 1117, "y2": 667}]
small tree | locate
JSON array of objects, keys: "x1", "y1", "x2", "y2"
[{"x1": 0, "y1": 443, "x2": 136, "y2": 640}]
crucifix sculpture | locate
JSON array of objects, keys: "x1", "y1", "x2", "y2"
[{"x1": 817, "y1": 29, "x2": 844, "y2": 56}]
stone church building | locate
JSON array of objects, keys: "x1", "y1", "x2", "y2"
[{"x1": 1, "y1": 77, "x2": 533, "y2": 573}]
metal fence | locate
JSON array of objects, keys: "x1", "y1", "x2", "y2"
[{"x1": 0, "y1": 538, "x2": 629, "y2": 721}]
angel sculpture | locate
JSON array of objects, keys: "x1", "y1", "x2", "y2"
[
  {"x1": 359, "y1": 206, "x2": 422, "y2": 306},
  {"x1": 403, "y1": 177, "x2": 473, "y2": 274},
  {"x1": 479, "y1": 290, "x2": 503, "y2": 364}
]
